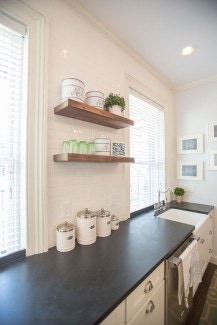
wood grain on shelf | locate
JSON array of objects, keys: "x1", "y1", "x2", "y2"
[
  {"x1": 54, "y1": 99, "x2": 134, "y2": 129},
  {"x1": 53, "y1": 153, "x2": 135, "y2": 163}
]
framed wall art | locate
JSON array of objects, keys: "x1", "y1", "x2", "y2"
[
  {"x1": 208, "y1": 121, "x2": 217, "y2": 141},
  {"x1": 177, "y1": 161, "x2": 203, "y2": 180},
  {"x1": 177, "y1": 134, "x2": 203, "y2": 154},
  {"x1": 209, "y1": 150, "x2": 217, "y2": 170}
]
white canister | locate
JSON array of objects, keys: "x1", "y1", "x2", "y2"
[
  {"x1": 76, "y1": 208, "x2": 96, "y2": 245},
  {"x1": 111, "y1": 215, "x2": 119, "y2": 230},
  {"x1": 85, "y1": 91, "x2": 104, "y2": 109},
  {"x1": 56, "y1": 221, "x2": 75, "y2": 252},
  {"x1": 61, "y1": 77, "x2": 85, "y2": 102},
  {"x1": 95, "y1": 208, "x2": 111, "y2": 237},
  {"x1": 95, "y1": 136, "x2": 111, "y2": 156}
]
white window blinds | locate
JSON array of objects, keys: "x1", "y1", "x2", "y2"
[
  {"x1": 129, "y1": 90, "x2": 165, "y2": 213},
  {"x1": 0, "y1": 20, "x2": 26, "y2": 256}
]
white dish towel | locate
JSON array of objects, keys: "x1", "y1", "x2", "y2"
[
  {"x1": 178, "y1": 239, "x2": 201, "y2": 307},
  {"x1": 178, "y1": 246, "x2": 191, "y2": 307}
]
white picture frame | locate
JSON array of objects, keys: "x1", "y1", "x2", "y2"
[
  {"x1": 209, "y1": 151, "x2": 217, "y2": 170},
  {"x1": 112, "y1": 142, "x2": 126, "y2": 156},
  {"x1": 177, "y1": 134, "x2": 203, "y2": 154},
  {"x1": 177, "y1": 161, "x2": 203, "y2": 180},
  {"x1": 208, "y1": 121, "x2": 217, "y2": 141}
]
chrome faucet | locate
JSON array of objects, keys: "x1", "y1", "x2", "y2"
[{"x1": 155, "y1": 187, "x2": 174, "y2": 214}]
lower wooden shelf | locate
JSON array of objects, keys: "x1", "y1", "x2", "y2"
[{"x1": 53, "y1": 153, "x2": 135, "y2": 163}]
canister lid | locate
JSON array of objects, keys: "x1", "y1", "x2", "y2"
[
  {"x1": 111, "y1": 215, "x2": 119, "y2": 222},
  {"x1": 77, "y1": 208, "x2": 95, "y2": 219},
  {"x1": 56, "y1": 221, "x2": 74, "y2": 232},
  {"x1": 95, "y1": 208, "x2": 111, "y2": 218}
]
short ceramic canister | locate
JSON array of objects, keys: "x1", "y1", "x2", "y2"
[{"x1": 56, "y1": 221, "x2": 75, "y2": 252}]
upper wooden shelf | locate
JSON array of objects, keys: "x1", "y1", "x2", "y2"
[
  {"x1": 54, "y1": 153, "x2": 135, "y2": 163},
  {"x1": 54, "y1": 99, "x2": 134, "y2": 129}
]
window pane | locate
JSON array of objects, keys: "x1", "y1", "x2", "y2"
[
  {"x1": 129, "y1": 91, "x2": 165, "y2": 213},
  {"x1": 0, "y1": 23, "x2": 26, "y2": 256}
]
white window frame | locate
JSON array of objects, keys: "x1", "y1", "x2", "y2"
[
  {"x1": 124, "y1": 74, "x2": 168, "y2": 218},
  {"x1": 0, "y1": 0, "x2": 48, "y2": 256}
]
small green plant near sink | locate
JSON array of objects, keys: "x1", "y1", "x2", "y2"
[
  {"x1": 104, "y1": 93, "x2": 126, "y2": 112},
  {"x1": 174, "y1": 187, "x2": 185, "y2": 203}
]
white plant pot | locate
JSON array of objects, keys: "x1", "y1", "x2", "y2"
[{"x1": 108, "y1": 105, "x2": 123, "y2": 116}]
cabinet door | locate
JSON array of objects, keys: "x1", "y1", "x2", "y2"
[
  {"x1": 127, "y1": 280, "x2": 165, "y2": 325},
  {"x1": 100, "y1": 300, "x2": 125, "y2": 325},
  {"x1": 207, "y1": 213, "x2": 213, "y2": 262},
  {"x1": 197, "y1": 218, "x2": 210, "y2": 276},
  {"x1": 126, "y1": 262, "x2": 164, "y2": 322}
]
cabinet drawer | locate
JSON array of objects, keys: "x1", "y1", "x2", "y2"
[
  {"x1": 126, "y1": 262, "x2": 164, "y2": 322},
  {"x1": 127, "y1": 280, "x2": 165, "y2": 325},
  {"x1": 100, "y1": 300, "x2": 125, "y2": 325}
]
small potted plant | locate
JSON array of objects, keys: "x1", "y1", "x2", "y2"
[
  {"x1": 174, "y1": 187, "x2": 185, "y2": 203},
  {"x1": 104, "y1": 92, "x2": 126, "y2": 115}
]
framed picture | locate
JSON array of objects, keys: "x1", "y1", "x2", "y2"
[
  {"x1": 177, "y1": 161, "x2": 203, "y2": 180},
  {"x1": 208, "y1": 121, "x2": 217, "y2": 141},
  {"x1": 209, "y1": 151, "x2": 217, "y2": 170},
  {"x1": 177, "y1": 134, "x2": 203, "y2": 154},
  {"x1": 112, "y1": 142, "x2": 126, "y2": 156}
]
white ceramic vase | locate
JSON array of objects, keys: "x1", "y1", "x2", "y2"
[{"x1": 108, "y1": 105, "x2": 123, "y2": 116}]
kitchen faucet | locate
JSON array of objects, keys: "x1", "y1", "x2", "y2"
[{"x1": 154, "y1": 187, "x2": 174, "y2": 214}]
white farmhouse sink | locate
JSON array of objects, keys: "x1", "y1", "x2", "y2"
[{"x1": 157, "y1": 208, "x2": 209, "y2": 232}]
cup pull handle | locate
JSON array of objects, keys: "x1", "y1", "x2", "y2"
[
  {"x1": 144, "y1": 280, "x2": 153, "y2": 294},
  {"x1": 145, "y1": 300, "x2": 155, "y2": 314}
]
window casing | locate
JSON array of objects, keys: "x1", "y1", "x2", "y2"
[
  {"x1": 0, "y1": 20, "x2": 26, "y2": 257},
  {"x1": 0, "y1": 1, "x2": 48, "y2": 257},
  {"x1": 129, "y1": 89, "x2": 165, "y2": 214}
]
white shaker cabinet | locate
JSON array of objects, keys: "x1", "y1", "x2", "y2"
[
  {"x1": 126, "y1": 262, "x2": 165, "y2": 325},
  {"x1": 100, "y1": 262, "x2": 165, "y2": 325}
]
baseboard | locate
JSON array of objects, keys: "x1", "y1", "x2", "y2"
[{"x1": 210, "y1": 255, "x2": 217, "y2": 265}]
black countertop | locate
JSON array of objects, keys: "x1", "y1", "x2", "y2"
[{"x1": 0, "y1": 202, "x2": 213, "y2": 325}]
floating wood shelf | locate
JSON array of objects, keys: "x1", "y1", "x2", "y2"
[
  {"x1": 53, "y1": 153, "x2": 135, "y2": 163},
  {"x1": 54, "y1": 99, "x2": 134, "y2": 129}
]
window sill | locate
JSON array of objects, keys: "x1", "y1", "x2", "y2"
[{"x1": 0, "y1": 249, "x2": 26, "y2": 267}]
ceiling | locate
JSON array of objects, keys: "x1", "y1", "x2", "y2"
[{"x1": 73, "y1": 0, "x2": 217, "y2": 89}]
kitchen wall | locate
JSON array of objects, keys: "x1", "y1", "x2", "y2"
[
  {"x1": 174, "y1": 80, "x2": 217, "y2": 257},
  {"x1": 20, "y1": 0, "x2": 174, "y2": 248}
]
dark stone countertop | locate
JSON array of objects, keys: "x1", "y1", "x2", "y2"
[{"x1": 0, "y1": 202, "x2": 213, "y2": 325}]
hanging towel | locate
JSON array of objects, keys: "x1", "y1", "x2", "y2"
[
  {"x1": 188, "y1": 239, "x2": 202, "y2": 287},
  {"x1": 178, "y1": 261, "x2": 184, "y2": 305},
  {"x1": 179, "y1": 246, "x2": 191, "y2": 307}
]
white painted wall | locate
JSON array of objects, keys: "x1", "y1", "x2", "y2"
[
  {"x1": 174, "y1": 80, "x2": 217, "y2": 255},
  {"x1": 21, "y1": 0, "x2": 174, "y2": 248}
]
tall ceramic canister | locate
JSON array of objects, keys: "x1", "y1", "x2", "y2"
[
  {"x1": 95, "y1": 136, "x2": 111, "y2": 156},
  {"x1": 76, "y1": 208, "x2": 96, "y2": 245},
  {"x1": 56, "y1": 221, "x2": 75, "y2": 252},
  {"x1": 95, "y1": 208, "x2": 111, "y2": 237},
  {"x1": 61, "y1": 77, "x2": 85, "y2": 103}
]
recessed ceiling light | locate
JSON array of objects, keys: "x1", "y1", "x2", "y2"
[{"x1": 181, "y1": 46, "x2": 195, "y2": 56}]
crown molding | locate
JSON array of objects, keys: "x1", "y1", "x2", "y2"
[
  {"x1": 64, "y1": 0, "x2": 172, "y2": 90},
  {"x1": 174, "y1": 75, "x2": 217, "y2": 92}
]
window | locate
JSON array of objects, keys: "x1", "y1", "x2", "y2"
[
  {"x1": 129, "y1": 89, "x2": 165, "y2": 214},
  {"x1": 0, "y1": 1, "x2": 47, "y2": 257},
  {"x1": 0, "y1": 20, "x2": 26, "y2": 257}
]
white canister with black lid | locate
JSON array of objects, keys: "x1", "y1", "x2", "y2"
[
  {"x1": 95, "y1": 208, "x2": 111, "y2": 237},
  {"x1": 76, "y1": 208, "x2": 96, "y2": 245},
  {"x1": 56, "y1": 221, "x2": 75, "y2": 252}
]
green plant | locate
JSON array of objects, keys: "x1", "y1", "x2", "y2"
[
  {"x1": 174, "y1": 187, "x2": 185, "y2": 197},
  {"x1": 104, "y1": 93, "x2": 126, "y2": 112}
]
